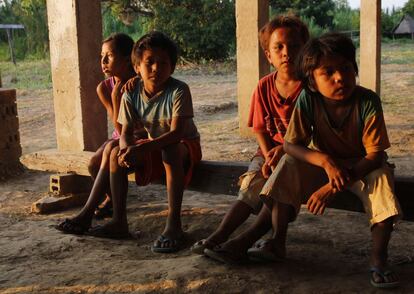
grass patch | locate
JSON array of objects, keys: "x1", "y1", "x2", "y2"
[
  {"x1": 0, "y1": 59, "x2": 52, "y2": 90},
  {"x1": 381, "y1": 40, "x2": 414, "y2": 64}
]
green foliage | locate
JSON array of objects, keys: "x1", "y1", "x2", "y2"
[
  {"x1": 332, "y1": 7, "x2": 359, "y2": 31},
  {"x1": 382, "y1": 7, "x2": 403, "y2": 33},
  {"x1": 403, "y1": 0, "x2": 414, "y2": 17},
  {"x1": 270, "y1": 0, "x2": 336, "y2": 28},
  {"x1": 147, "y1": 0, "x2": 235, "y2": 61},
  {"x1": 0, "y1": 0, "x2": 48, "y2": 60},
  {"x1": 101, "y1": 4, "x2": 147, "y2": 40},
  {"x1": 301, "y1": 16, "x2": 328, "y2": 37},
  {"x1": 0, "y1": 59, "x2": 51, "y2": 89}
]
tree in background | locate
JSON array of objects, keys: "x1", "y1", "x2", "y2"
[
  {"x1": 403, "y1": 0, "x2": 414, "y2": 17},
  {"x1": 382, "y1": 7, "x2": 403, "y2": 34},
  {"x1": 148, "y1": 0, "x2": 235, "y2": 61},
  {"x1": 0, "y1": 0, "x2": 48, "y2": 59},
  {"x1": 332, "y1": 0, "x2": 359, "y2": 32},
  {"x1": 103, "y1": 0, "x2": 235, "y2": 61},
  {"x1": 270, "y1": 0, "x2": 336, "y2": 29}
]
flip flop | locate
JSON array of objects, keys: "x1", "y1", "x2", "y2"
[
  {"x1": 190, "y1": 239, "x2": 218, "y2": 255},
  {"x1": 203, "y1": 247, "x2": 249, "y2": 265},
  {"x1": 151, "y1": 235, "x2": 184, "y2": 253},
  {"x1": 247, "y1": 247, "x2": 284, "y2": 263},
  {"x1": 86, "y1": 225, "x2": 130, "y2": 239},
  {"x1": 55, "y1": 219, "x2": 88, "y2": 235},
  {"x1": 370, "y1": 267, "x2": 400, "y2": 288},
  {"x1": 247, "y1": 239, "x2": 285, "y2": 263}
]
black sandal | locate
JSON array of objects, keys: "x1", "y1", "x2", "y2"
[
  {"x1": 94, "y1": 204, "x2": 113, "y2": 219},
  {"x1": 55, "y1": 219, "x2": 89, "y2": 235}
]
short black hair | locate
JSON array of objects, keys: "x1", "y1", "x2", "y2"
[
  {"x1": 297, "y1": 32, "x2": 358, "y2": 92},
  {"x1": 103, "y1": 33, "x2": 134, "y2": 57},
  {"x1": 132, "y1": 31, "x2": 178, "y2": 71}
]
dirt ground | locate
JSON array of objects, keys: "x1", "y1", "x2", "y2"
[{"x1": 1, "y1": 61, "x2": 414, "y2": 293}]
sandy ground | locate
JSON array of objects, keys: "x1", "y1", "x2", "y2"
[{"x1": 1, "y1": 65, "x2": 414, "y2": 293}]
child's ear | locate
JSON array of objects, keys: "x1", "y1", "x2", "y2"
[
  {"x1": 264, "y1": 50, "x2": 272, "y2": 64},
  {"x1": 133, "y1": 64, "x2": 140, "y2": 75}
]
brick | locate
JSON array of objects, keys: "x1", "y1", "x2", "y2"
[
  {"x1": 49, "y1": 173, "x2": 93, "y2": 196},
  {"x1": 31, "y1": 193, "x2": 89, "y2": 214}
]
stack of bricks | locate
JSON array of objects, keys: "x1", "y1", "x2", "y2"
[{"x1": 0, "y1": 88, "x2": 23, "y2": 180}]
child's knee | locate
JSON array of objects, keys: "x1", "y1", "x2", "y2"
[
  {"x1": 162, "y1": 143, "x2": 186, "y2": 166},
  {"x1": 372, "y1": 217, "x2": 394, "y2": 230},
  {"x1": 109, "y1": 146, "x2": 120, "y2": 162},
  {"x1": 88, "y1": 154, "x2": 101, "y2": 174},
  {"x1": 103, "y1": 140, "x2": 119, "y2": 157}
]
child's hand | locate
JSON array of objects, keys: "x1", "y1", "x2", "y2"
[
  {"x1": 111, "y1": 79, "x2": 124, "y2": 104},
  {"x1": 121, "y1": 76, "x2": 139, "y2": 93},
  {"x1": 323, "y1": 159, "x2": 350, "y2": 191},
  {"x1": 117, "y1": 142, "x2": 151, "y2": 168},
  {"x1": 261, "y1": 145, "x2": 284, "y2": 178},
  {"x1": 117, "y1": 146, "x2": 137, "y2": 168},
  {"x1": 306, "y1": 183, "x2": 337, "y2": 215}
]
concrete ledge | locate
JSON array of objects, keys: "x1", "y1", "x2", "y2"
[{"x1": 21, "y1": 149, "x2": 414, "y2": 221}]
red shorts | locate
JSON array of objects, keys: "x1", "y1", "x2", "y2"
[{"x1": 133, "y1": 138, "x2": 202, "y2": 187}]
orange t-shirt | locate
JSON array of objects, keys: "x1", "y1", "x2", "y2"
[{"x1": 248, "y1": 71, "x2": 303, "y2": 148}]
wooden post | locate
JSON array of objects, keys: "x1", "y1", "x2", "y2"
[
  {"x1": 236, "y1": 0, "x2": 269, "y2": 137},
  {"x1": 360, "y1": 0, "x2": 381, "y2": 94},
  {"x1": 46, "y1": 0, "x2": 107, "y2": 152}
]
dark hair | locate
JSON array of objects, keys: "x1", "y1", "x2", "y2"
[
  {"x1": 131, "y1": 31, "x2": 178, "y2": 71},
  {"x1": 297, "y1": 32, "x2": 359, "y2": 92},
  {"x1": 103, "y1": 33, "x2": 134, "y2": 57},
  {"x1": 259, "y1": 14, "x2": 310, "y2": 52}
]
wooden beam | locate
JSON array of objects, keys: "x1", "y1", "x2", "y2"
[{"x1": 21, "y1": 149, "x2": 414, "y2": 221}]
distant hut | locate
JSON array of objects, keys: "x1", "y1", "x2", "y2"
[{"x1": 392, "y1": 14, "x2": 414, "y2": 39}]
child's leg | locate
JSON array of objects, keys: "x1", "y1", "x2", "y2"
[
  {"x1": 223, "y1": 204, "x2": 272, "y2": 250},
  {"x1": 201, "y1": 157, "x2": 265, "y2": 247},
  {"x1": 370, "y1": 218, "x2": 399, "y2": 284},
  {"x1": 203, "y1": 201, "x2": 254, "y2": 246},
  {"x1": 88, "y1": 140, "x2": 119, "y2": 211},
  {"x1": 347, "y1": 166, "x2": 401, "y2": 287},
  {"x1": 203, "y1": 205, "x2": 272, "y2": 262},
  {"x1": 267, "y1": 201, "x2": 294, "y2": 258},
  {"x1": 88, "y1": 145, "x2": 130, "y2": 235},
  {"x1": 58, "y1": 142, "x2": 116, "y2": 231},
  {"x1": 160, "y1": 142, "x2": 188, "y2": 239}
]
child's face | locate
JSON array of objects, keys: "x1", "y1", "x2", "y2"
[
  {"x1": 135, "y1": 48, "x2": 172, "y2": 93},
  {"x1": 101, "y1": 40, "x2": 129, "y2": 77},
  {"x1": 313, "y1": 55, "x2": 356, "y2": 101},
  {"x1": 265, "y1": 27, "x2": 304, "y2": 75}
]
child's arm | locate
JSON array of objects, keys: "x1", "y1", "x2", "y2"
[
  {"x1": 96, "y1": 81, "x2": 122, "y2": 134},
  {"x1": 349, "y1": 151, "x2": 385, "y2": 181},
  {"x1": 255, "y1": 132, "x2": 284, "y2": 178},
  {"x1": 303, "y1": 151, "x2": 385, "y2": 215},
  {"x1": 110, "y1": 78, "x2": 124, "y2": 135},
  {"x1": 284, "y1": 141, "x2": 350, "y2": 191},
  {"x1": 119, "y1": 116, "x2": 189, "y2": 167}
]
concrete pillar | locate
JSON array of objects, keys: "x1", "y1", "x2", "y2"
[
  {"x1": 46, "y1": 0, "x2": 106, "y2": 151},
  {"x1": 236, "y1": 0, "x2": 269, "y2": 137},
  {"x1": 360, "y1": 0, "x2": 381, "y2": 94}
]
